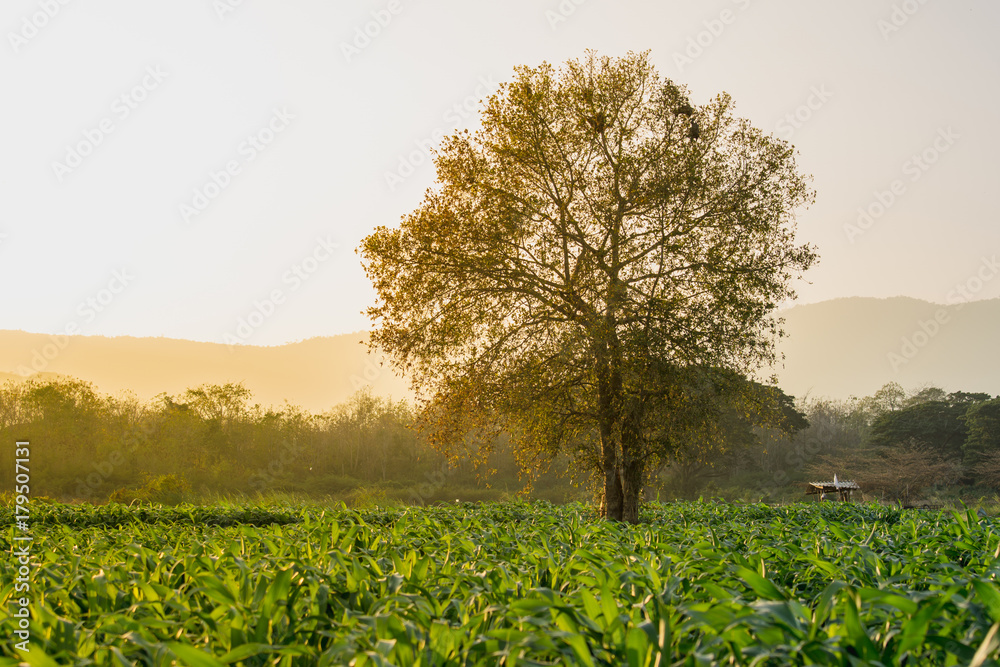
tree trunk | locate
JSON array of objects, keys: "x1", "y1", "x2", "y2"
[
  {"x1": 620, "y1": 457, "x2": 644, "y2": 524},
  {"x1": 603, "y1": 456, "x2": 624, "y2": 521},
  {"x1": 595, "y1": 282, "x2": 631, "y2": 521},
  {"x1": 599, "y1": 384, "x2": 647, "y2": 522},
  {"x1": 598, "y1": 378, "x2": 624, "y2": 520},
  {"x1": 597, "y1": 351, "x2": 625, "y2": 521},
  {"x1": 619, "y1": 411, "x2": 645, "y2": 524}
]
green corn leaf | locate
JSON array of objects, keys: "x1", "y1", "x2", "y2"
[
  {"x1": 971, "y1": 622, "x2": 1000, "y2": 667},
  {"x1": 167, "y1": 643, "x2": 227, "y2": 667},
  {"x1": 840, "y1": 594, "x2": 879, "y2": 661},
  {"x1": 625, "y1": 626, "x2": 651, "y2": 667},
  {"x1": 974, "y1": 581, "x2": 1000, "y2": 624},
  {"x1": 219, "y1": 643, "x2": 277, "y2": 663},
  {"x1": 895, "y1": 598, "x2": 939, "y2": 656},
  {"x1": 927, "y1": 635, "x2": 977, "y2": 662},
  {"x1": 734, "y1": 566, "x2": 786, "y2": 601},
  {"x1": 858, "y1": 588, "x2": 919, "y2": 615}
]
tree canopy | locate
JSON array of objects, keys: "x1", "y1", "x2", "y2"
[
  {"x1": 962, "y1": 397, "x2": 1000, "y2": 466},
  {"x1": 361, "y1": 51, "x2": 817, "y2": 521},
  {"x1": 868, "y1": 395, "x2": 978, "y2": 461}
]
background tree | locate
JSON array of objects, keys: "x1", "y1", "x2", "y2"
[
  {"x1": 853, "y1": 381, "x2": 906, "y2": 425},
  {"x1": 901, "y1": 386, "x2": 948, "y2": 407},
  {"x1": 946, "y1": 391, "x2": 992, "y2": 406},
  {"x1": 322, "y1": 388, "x2": 418, "y2": 481},
  {"x1": 361, "y1": 51, "x2": 817, "y2": 522},
  {"x1": 972, "y1": 450, "x2": 1000, "y2": 491},
  {"x1": 658, "y1": 383, "x2": 808, "y2": 498},
  {"x1": 19, "y1": 378, "x2": 105, "y2": 494},
  {"x1": 962, "y1": 397, "x2": 1000, "y2": 467},
  {"x1": 868, "y1": 392, "x2": 983, "y2": 462},
  {"x1": 805, "y1": 438, "x2": 960, "y2": 503}
]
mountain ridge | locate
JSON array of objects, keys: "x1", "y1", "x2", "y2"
[
  {"x1": 2, "y1": 296, "x2": 997, "y2": 409},
  {"x1": 0, "y1": 329, "x2": 411, "y2": 412},
  {"x1": 773, "y1": 295, "x2": 1000, "y2": 399}
]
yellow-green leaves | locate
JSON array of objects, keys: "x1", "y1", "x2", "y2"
[
  {"x1": 360, "y1": 51, "x2": 818, "y2": 522},
  {"x1": 4, "y1": 500, "x2": 1000, "y2": 664}
]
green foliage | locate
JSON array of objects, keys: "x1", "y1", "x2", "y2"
[
  {"x1": 869, "y1": 400, "x2": 972, "y2": 460},
  {"x1": 964, "y1": 398, "x2": 1000, "y2": 466},
  {"x1": 2, "y1": 501, "x2": 1000, "y2": 664},
  {"x1": 659, "y1": 382, "x2": 999, "y2": 503},
  {"x1": 108, "y1": 473, "x2": 191, "y2": 505},
  {"x1": 853, "y1": 381, "x2": 906, "y2": 423},
  {"x1": 0, "y1": 378, "x2": 574, "y2": 504},
  {"x1": 361, "y1": 50, "x2": 817, "y2": 522},
  {"x1": 656, "y1": 382, "x2": 808, "y2": 498},
  {"x1": 3, "y1": 502, "x2": 301, "y2": 528}
]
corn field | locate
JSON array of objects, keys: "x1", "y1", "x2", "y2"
[{"x1": 2, "y1": 501, "x2": 1000, "y2": 665}]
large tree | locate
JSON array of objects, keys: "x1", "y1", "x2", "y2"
[{"x1": 360, "y1": 51, "x2": 817, "y2": 522}]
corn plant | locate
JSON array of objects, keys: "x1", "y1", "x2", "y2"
[{"x1": 2, "y1": 501, "x2": 999, "y2": 665}]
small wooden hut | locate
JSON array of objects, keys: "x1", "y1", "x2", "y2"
[{"x1": 805, "y1": 474, "x2": 860, "y2": 502}]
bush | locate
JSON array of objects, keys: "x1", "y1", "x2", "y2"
[
  {"x1": 299, "y1": 474, "x2": 364, "y2": 495},
  {"x1": 347, "y1": 486, "x2": 389, "y2": 509},
  {"x1": 108, "y1": 473, "x2": 190, "y2": 505}
]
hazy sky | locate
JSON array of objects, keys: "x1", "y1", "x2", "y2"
[{"x1": 3, "y1": 0, "x2": 998, "y2": 347}]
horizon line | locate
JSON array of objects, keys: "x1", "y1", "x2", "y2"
[{"x1": 3, "y1": 294, "x2": 999, "y2": 348}]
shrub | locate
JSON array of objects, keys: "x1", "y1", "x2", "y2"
[{"x1": 108, "y1": 473, "x2": 190, "y2": 505}]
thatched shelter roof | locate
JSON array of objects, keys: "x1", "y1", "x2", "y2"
[
  {"x1": 805, "y1": 474, "x2": 860, "y2": 501},
  {"x1": 805, "y1": 480, "x2": 861, "y2": 494}
]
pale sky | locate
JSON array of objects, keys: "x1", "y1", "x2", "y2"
[{"x1": 2, "y1": 0, "x2": 998, "y2": 347}]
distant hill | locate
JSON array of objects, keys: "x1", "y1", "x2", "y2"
[
  {"x1": 0, "y1": 331, "x2": 411, "y2": 413},
  {"x1": 2, "y1": 296, "x2": 997, "y2": 410},
  {"x1": 773, "y1": 296, "x2": 1000, "y2": 400}
]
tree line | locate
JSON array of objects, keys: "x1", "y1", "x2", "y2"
[
  {"x1": 3, "y1": 375, "x2": 996, "y2": 506},
  {"x1": 0, "y1": 377, "x2": 572, "y2": 505},
  {"x1": 660, "y1": 382, "x2": 1000, "y2": 504}
]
